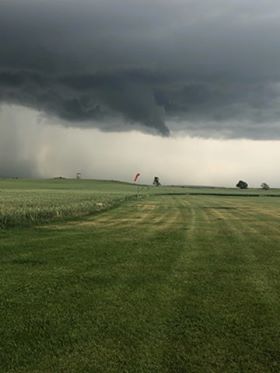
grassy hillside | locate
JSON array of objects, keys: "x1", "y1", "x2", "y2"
[{"x1": 0, "y1": 178, "x2": 137, "y2": 191}]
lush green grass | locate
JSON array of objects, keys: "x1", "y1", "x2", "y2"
[{"x1": 1, "y1": 180, "x2": 280, "y2": 371}]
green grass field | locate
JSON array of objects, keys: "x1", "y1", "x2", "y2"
[{"x1": 1, "y1": 179, "x2": 280, "y2": 372}]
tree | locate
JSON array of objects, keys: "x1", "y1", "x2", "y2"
[
  {"x1": 236, "y1": 180, "x2": 248, "y2": 189},
  {"x1": 261, "y1": 182, "x2": 270, "y2": 190},
  {"x1": 153, "y1": 176, "x2": 161, "y2": 186}
]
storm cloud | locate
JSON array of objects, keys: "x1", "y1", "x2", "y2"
[{"x1": 2, "y1": 0, "x2": 280, "y2": 138}]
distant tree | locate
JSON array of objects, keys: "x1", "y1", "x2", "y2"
[
  {"x1": 153, "y1": 176, "x2": 161, "y2": 186},
  {"x1": 236, "y1": 180, "x2": 248, "y2": 189},
  {"x1": 261, "y1": 182, "x2": 270, "y2": 190}
]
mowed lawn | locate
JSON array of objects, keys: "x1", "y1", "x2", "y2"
[{"x1": 1, "y1": 186, "x2": 280, "y2": 371}]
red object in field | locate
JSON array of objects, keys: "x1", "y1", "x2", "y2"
[{"x1": 134, "y1": 173, "x2": 140, "y2": 182}]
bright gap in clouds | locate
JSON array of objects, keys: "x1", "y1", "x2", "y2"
[{"x1": 1, "y1": 104, "x2": 280, "y2": 187}]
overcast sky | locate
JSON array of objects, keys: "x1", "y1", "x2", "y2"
[{"x1": 1, "y1": 0, "x2": 280, "y2": 185}]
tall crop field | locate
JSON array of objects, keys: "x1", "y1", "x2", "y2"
[{"x1": 0, "y1": 179, "x2": 138, "y2": 228}]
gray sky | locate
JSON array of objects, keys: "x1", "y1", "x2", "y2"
[{"x1": 1, "y1": 1, "x2": 280, "y2": 184}]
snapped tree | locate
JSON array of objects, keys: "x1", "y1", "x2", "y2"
[{"x1": 261, "y1": 182, "x2": 270, "y2": 190}]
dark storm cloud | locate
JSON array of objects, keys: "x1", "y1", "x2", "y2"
[
  {"x1": 2, "y1": 0, "x2": 280, "y2": 138},
  {"x1": 0, "y1": 69, "x2": 169, "y2": 134}
]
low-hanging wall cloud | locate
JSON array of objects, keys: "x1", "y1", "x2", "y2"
[{"x1": 1, "y1": 0, "x2": 280, "y2": 138}]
